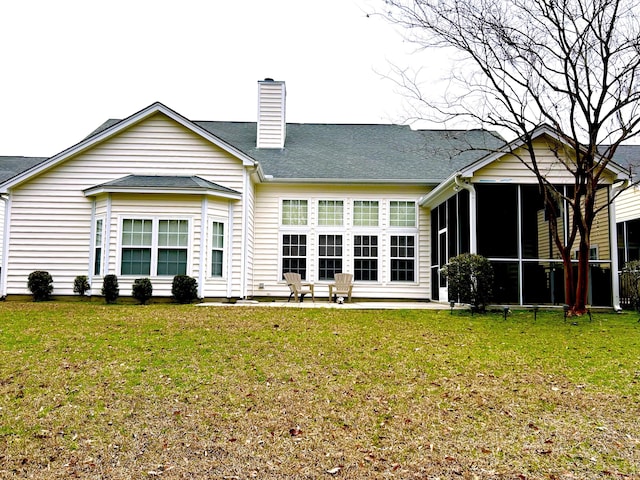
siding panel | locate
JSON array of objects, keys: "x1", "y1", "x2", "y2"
[{"x1": 5, "y1": 113, "x2": 247, "y2": 296}]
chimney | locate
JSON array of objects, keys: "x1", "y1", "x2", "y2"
[{"x1": 257, "y1": 78, "x2": 286, "y2": 148}]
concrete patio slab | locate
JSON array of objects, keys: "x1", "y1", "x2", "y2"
[{"x1": 198, "y1": 300, "x2": 462, "y2": 310}]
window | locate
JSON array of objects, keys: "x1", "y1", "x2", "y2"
[
  {"x1": 354, "y1": 235, "x2": 378, "y2": 281},
  {"x1": 390, "y1": 201, "x2": 416, "y2": 227},
  {"x1": 282, "y1": 234, "x2": 307, "y2": 279},
  {"x1": 211, "y1": 221, "x2": 224, "y2": 278},
  {"x1": 318, "y1": 200, "x2": 344, "y2": 226},
  {"x1": 94, "y1": 218, "x2": 104, "y2": 275},
  {"x1": 319, "y1": 234, "x2": 343, "y2": 280},
  {"x1": 120, "y1": 218, "x2": 189, "y2": 276},
  {"x1": 391, "y1": 235, "x2": 415, "y2": 281},
  {"x1": 282, "y1": 200, "x2": 308, "y2": 226},
  {"x1": 156, "y1": 220, "x2": 188, "y2": 276},
  {"x1": 121, "y1": 219, "x2": 152, "y2": 275},
  {"x1": 353, "y1": 201, "x2": 379, "y2": 227}
]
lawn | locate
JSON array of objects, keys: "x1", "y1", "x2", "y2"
[{"x1": 0, "y1": 302, "x2": 639, "y2": 479}]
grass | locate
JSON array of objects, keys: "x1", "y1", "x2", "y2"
[{"x1": 0, "y1": 302, "x2": 639, "y2": 479}]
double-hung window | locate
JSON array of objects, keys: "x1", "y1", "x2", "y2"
[
  {"x1": 282, "y1": 234, "x2": 307, "y2": 279},
  {"x1": 157, "y1": 220, "x2": 188, "y2": 276},
  {"x1": 120, "y1": 218, "x2": 189, "y2": 276},
  {"x1": 121, "y1": 219, "x2": 153, "y2": 275},
  {"x1": 390, "y1": 235, "x2": 415, "y2": 281},
  {"x1": 281, "y1": 199, "x2": 309, "y2": 280},
  {"x1": 354, "y1": 235, "x2": 378, "y2": 281},
  {"x1": 319, "y1": 234, "x2": 343, "y2": 280},
  {"x1": 211, "y1": 221, "x2": 225, "y2": 278},
  {"x1": 390, "y1": 201, "x2": 417, "y2": 282},
  {"x1": 94, "y1": 218, "x2": 104, "y2": 276}
]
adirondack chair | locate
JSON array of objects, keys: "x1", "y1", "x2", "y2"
[
  {"x1": 329, "y1": 273, "x2": 353, "y2": 303},
  {"x1": 283, "y1": 272, "x2": 315, "y2": 302}
]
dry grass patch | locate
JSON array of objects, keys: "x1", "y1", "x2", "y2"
[{"x1": 0, "y1": 303, "x2": 639, "y2": 479}]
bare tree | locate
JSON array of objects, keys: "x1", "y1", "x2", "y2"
[{"x1": 380, "y1": 0, "x2": 640, "y2": 314}]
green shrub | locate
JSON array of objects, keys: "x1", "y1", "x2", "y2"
[
  {"x1": 73, "y1": 275, "x2": 91, "y2": 297},
  {"x1": 27, "y1": 271, "x2": 54, "y2": 302},
  {"x1": 441, "y1": 253, "x2": 494, "y2": 313},
  {"x1": 171, "y1": 275, "x2": 199, "y2": 304},
  {"x1": 132, "y1": 277, "x2": 153, "y2": 304},
  {"x1": 101, "y1": 274, "x2": 120, "y2": 304}
]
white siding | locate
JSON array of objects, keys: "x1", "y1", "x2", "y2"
[
  {"x1": 0, "y1": 197, "x2": 5, "y2": 267},
  {"x1": 473, "y1": 140, "x2": 615, "y2": 185},
  {"x1": 615, "y1": 185, "x2": 640, "y2": 223},
  {"x1": 4, "y1": 113, "x2": 248, "y2": 297},
  {"x1": 253, "y1": 183, "x2": 431, "y2": 300}
]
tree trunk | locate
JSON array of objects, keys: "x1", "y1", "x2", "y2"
[
  {"x1": 560, "y1": 247, "x2": 575, "y2": 308},
  {"x1": 573, "y1": 238, "x2": 590, "y2": 315}
]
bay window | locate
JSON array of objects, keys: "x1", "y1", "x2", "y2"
[{"x1": 120, "y1": 218, "x2": 189, "y2": 276}]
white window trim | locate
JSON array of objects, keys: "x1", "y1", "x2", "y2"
[
  {"x1": 352, "y1": 199, "x2": 380, "y2": 228},
  {"x1": 389, "y1": 232, "x2": 419, "y2": 283},
  {"x1": 208, "y1": 216, "x2": 228, "y2": 280},
  {"x1": 389, "y1": 200, "x2": 418, "y2": 228},
  {"x1": 352, "y1": 232, "x2": 381, "y2": 283},
  {"x1": 317, "y1": 199, "x2": 345, "y2": 227},
  {"x1": 93, "y1": 216, "x2": 106, "y2": 276},
  {"x1": 316, "y1": 232, "x2": 346, "y2": 282},
  {"x1": 117, "y1": 215, "x2": 192, "y2": 277},
  {"x1": 280, "y1": 198, "x2": 309, "y2": 226},
  {"x1": 279, "y1": 232, "x2": 310, "y2": 282}
]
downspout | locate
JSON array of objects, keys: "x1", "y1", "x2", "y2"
[
  {"x1": 454, "y1": 176, "x2": 477, "y2": 254},
  {"x1": 0, "y1": 193, "x2": 10, "y2": 298},
  {"x1": 609, "y1": 179, "x2": 628, "y2": 311}
]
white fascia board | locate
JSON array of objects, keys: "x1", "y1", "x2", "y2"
[
  {"x1": 83, "y1": 186, "x2": 242, "y2": 200},
  {"x1": 418, "y1": 173, "x2": 459, "y2": 207},
  {"x1": 0, "y1": 102, "x2": 257, "y2": 192}
]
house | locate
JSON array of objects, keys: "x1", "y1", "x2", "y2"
[
  {"x1": 608, "y1": 146, "x2": 640, "y2": 270},
  {"x1": 0, "y1": 79, "x2": 630, "y2": 307}
]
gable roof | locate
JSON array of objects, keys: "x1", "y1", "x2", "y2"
[
  {"x1": 83, "y1": 175, "x2": 241, "y2": 199},
  {"x1": 0, "y1": 102, "x2": 258, "y2": 193},
  {"x1": 195, "y1": 121, "x2": 505, "y2": 183},
  {"x1": 0, "y1": 102, "x2": 505, "y2": 190},
  {"x1": 420, "y1": 124, "x2": 633, "y2": 207},
  {"x1": 459, "y1": 124, "x2": 630, "y2": 180}
]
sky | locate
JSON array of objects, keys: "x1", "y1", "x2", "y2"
[{"x1": 0, "y1": 0, "x2": 438, "y2": 157}]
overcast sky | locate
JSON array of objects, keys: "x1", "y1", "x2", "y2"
[{"x1": 0, "y1": 0, "x2": 440, "y2": 157}]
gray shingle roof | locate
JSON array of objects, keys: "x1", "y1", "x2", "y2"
[
  {"x1": 195, "y1": 122, "x2": 505, "y2": 182},
  {"x1": 87, "y1": 175, "x2": 241, "y2": 196},
  {"x1": 0, "y1": 156, "x2": 48, "y2": 184},
  {"x1": 599, "y1": 145, "x2": 640, "y2": 171}
]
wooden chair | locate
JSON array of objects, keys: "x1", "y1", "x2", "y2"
[
  {"x1": 283, "y1": 272, "x2": 315, "y2": 302},
  {"x1": 329, "y1": 273, "x2": 353, "y2": 302}
]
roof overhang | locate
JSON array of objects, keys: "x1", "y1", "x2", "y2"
[
  {"x1": 458, "y1": 124, "x2": 632, "y2": 182},
  {"x1": 83, "y1": 175, "x2": 242, "y2": 200}
]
